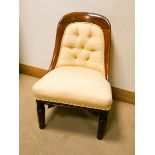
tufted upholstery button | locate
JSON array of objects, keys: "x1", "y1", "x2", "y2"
[
  {"x1": 74, "y1": 30, "x2": 79, "y2": 36},
  {"x1": 68, "y1": 45, "x2": 74, "y2": 49},
  {"x1": 81, "y1": 45, "x2": 84, "y2": 49},
  {"x1": 90, "y1": 49, "x2": 96, "y2": 52},
  {"x1": 88, "y1": 32, "x2": 92, "y2": 38},
  {"x1": 86, "y1": 57, "x2": 90, "y2": 61},
  {"x1": 74, "y1": 55, "x2": 77, "y2": 59}
]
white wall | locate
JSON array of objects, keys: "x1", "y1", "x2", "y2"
[{"x1": 19, "y1": 0, "x2": 135, "y2": 91}]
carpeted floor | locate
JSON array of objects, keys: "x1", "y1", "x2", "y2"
[{"x1": 19, "y1": 74, "x2": 135, "y2": 155}]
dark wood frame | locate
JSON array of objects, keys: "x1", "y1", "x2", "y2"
[{"x1": 36, "y1": 12, "x2": 111, "y2": 140}]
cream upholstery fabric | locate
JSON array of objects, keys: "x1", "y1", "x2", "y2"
[
  {"x1": 32, "y1": 22, "x2": 112, "y2": 110},
  {"x1": 32, "y1": 66, "x2": 112, "y2": 110},
  {"x1": 56, "y1": 22, "x2": 105, "y2": 75}
]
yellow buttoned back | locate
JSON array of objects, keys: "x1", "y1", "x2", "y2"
[{"x1": 56, "y1": 22, "x2": 105, "y2": 75}]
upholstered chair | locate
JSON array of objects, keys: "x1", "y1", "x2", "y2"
[{"x1": 32, "y1": 12, "x2": 112, "y2": 140}]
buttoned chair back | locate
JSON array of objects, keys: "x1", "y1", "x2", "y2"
[{"x1": 49, "y1": 12, "x2": 111, "y2": 80}]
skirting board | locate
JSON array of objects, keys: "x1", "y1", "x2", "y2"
[{"x1": 19, "y1": 63, "x2": 135, "y2": 104}]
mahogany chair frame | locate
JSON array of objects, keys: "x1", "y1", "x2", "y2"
[{"x1": 36, "y1": 12, "x2": 111, "y2": 140}]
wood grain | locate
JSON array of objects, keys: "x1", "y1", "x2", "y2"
[
  {"x1": 112, "y1": 87, "x2": 135, "y2": 104},
  {"x1": 19, "y1": 63, "x2": 48, "y2": 78}
]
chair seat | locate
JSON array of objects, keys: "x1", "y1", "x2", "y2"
[{"x1": 32, "y1": 66, "x2": 112, "y2": 110}]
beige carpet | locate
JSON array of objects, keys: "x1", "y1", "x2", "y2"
[{"x1": 19, "y1": 74, "x2": 135, "y2": 155}]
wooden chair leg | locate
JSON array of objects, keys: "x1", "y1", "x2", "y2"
[
  {"x1": 36, "y1": 100, "x2": 45, "y2": 129},
  {"x1": 97, "y1": 111, "x2": 108, "y2": 140}
]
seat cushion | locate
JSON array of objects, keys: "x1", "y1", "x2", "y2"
[{"x1": 32, "y1": 66, "x2": 112, "y2": 110}]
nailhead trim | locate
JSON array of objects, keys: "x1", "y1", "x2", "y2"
[{"x1": 34, "y1": 97, "x2": 111, "y2": 111}]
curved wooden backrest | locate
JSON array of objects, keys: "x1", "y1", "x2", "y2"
[{"x1": 49, "y1": 12, "x2": 111, "y2": 80}]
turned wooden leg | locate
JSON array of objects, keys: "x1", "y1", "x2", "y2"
[
  {"x1": 97, "y1": 111, "x2": 108, "y2": 140},
  {"x1": 36, "y1": 100, "x2": 45, "y2": 129}
]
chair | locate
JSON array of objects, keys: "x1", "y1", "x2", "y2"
[{"x1": 32, "y1": 12, "x2": 112, "y2": 140}]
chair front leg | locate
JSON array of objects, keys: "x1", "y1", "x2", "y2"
[
  {"x1": 36, "y1": 100, "x2": 45, "y2": 129},
  {"x1": 97, "y1": 111, "x2": 108, "y2": 140}
]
